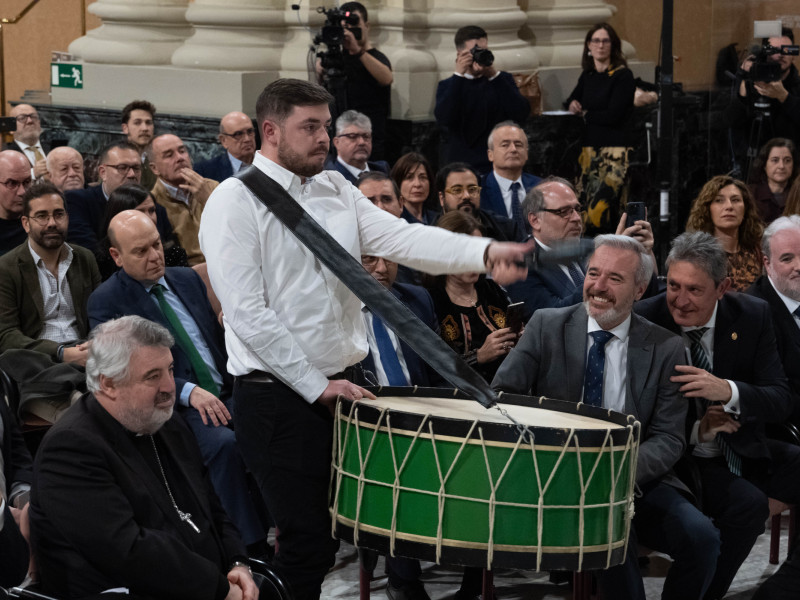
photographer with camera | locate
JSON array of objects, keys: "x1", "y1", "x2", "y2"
[
  {"x1": 725, "y1": 26, "x2": 800, "y2": 176},
  {"x1": 434, "y1": 26, "x2": 530, "y2": 174},
  {"x1": 316, "y1": 2, "x2": 392, "y2": 161}
]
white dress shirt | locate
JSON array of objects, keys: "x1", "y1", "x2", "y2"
[
  {"x1": 681, "y1": 303, "x2": 742, "y2": 456},
  {"x1": 198, "y1": 152, "x2": 491, "y2": 403},
  {"x1": 15, "y1": 139, "x2": 46, "y2": 179},
  {"x1": 534, "y1": 238, "x2": 583, "y2": 285},
  {"x1": 769, "y1": 276, "x2": 800, "y2": 328},
  {"x1": 28, "y1": 242, "x2": 80, "y2": 344},
  {"x1": 363, "y1": 309, "x2": 412, "y2": 386},
  {"x1": 584, "y1": 314, "x2": 630, "y2": 414},
  {"x1": 492, "y1": 171, "x2": 524, "y2": 219},
  {"x1": 337, "y1": 155, "x2": 368, "y2": 180}
]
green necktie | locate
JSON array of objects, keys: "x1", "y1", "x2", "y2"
[{"x1": 150, "y1": 283, "x2": 220, "y2": 396}]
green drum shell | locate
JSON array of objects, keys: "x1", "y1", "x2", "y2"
[{"x1": 331, "y1": 388, "x2": 640, "y2": 572}]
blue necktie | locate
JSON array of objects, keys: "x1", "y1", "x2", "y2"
[
  {"x1": 510, "y1": 182, "x2": 524, "y2": 229},
  {"x1": 583, "y1": 330, "x2": 615, "y2": 407},
  {"x1": 567, "y1": 262, "x2": 585, "y2": 288},
  {"x1": 371, "y1": 314, "x2": 408, "y2": 386},
  {"x1": 685, "y1": 328, "x2": 742, "y2": 476}
]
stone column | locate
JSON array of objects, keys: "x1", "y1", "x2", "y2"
[{"x1": 68, "y1": 0, "x2": 192, "y2": 65}]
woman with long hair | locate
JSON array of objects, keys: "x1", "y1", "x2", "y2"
[
  {"x1": 566, "y1": 22, "x2": 635, "y2": 236},
  {"x1": 749, "y1": 137, "x2": 798, "y2": 223},
  {"x1": 390, "y1": 152, "x2": 439, "y2": 225},
  {"x1": 425, "y1": 211, "x2": 518, "y2": 383},
  {"x1": 686, "y1": 175, "x2": 763, "y2": 291}
]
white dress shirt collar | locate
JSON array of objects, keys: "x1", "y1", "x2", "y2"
[{"x1": 768, "y1": 276, "x2": 800, "y2": 320}]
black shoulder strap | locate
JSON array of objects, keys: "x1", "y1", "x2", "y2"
[{"x1": 235, "y1": 166, "x2": 498, "y2": 408}]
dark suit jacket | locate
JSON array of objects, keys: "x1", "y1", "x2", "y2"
[
  {"x1": 2, "y1": 139, "x2": 51, "y2": 163},
  {"x1": 0, "y1": 242, "x2": 100, "y2": 358},
  {"x1": 29, "y1": 394, "x2": 245, "y2": 600},
  {"x1": 194, "y1": 152, "x2": 234, "y2": 183},
  {"x1": 493, "y1": 304, "x2": 688, "y2": 487},
  {"x1": 480, "y1": 171, "x2": 542, "y2": 219},
  {"x1": 635, "y1": 292, "x2": 792, "y2": 465},
  {"x1": 66, "y1": 185, "x2": 175, "y2": 253},
  {"x1": 1, "y1": 397, "x2": 32, "y2": 494},
  {"x1": 324, "y1": 156, "x2": 390, "y2": 185},
  {"x1": 360, "y1": 283, "x2": 444, "y2": 388},
  {"x1": 748, "y1": 275, "x2": 800, "y2": 421},
  {"x1": 87, "y1": 267, "x2": 231, "y2": 397}
]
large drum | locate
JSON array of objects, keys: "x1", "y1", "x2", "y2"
[{"x1": 330, "y1": 387, "x2": 640, "y2": 572}]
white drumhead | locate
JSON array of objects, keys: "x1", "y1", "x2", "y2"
[{"x1": 354, "y1": 395, "x2": 622, "y2": 430}]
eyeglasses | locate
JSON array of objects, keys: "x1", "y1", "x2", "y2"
[
  {"x1": 445, "y1": 185, "x2": 481, "y2": 197},
  {"x1": 539, "y1": 204, "x2": 583, "y2": 218},
  {"x1": 221, "y1": 127, "x2": 255, "y2": 141},
  {"x1": 15, "y1": 113, "x2": 40, "y2": 123},
  {"x1": 0, "y1": 178, "x2": 32, "y2": 191},
  {"x1": 103, "y1": 163, "x2": 142, "y2": 174},
  {"x1": 26, "y1": 210, "x2": 68, "y2": 226},
  {"x1": 590, "y1": 38, "x2": 611, "y2": 45},
  {"x1": 361, "y1": 256, "x2": 395, "y2": 268},
  {"x1": 338, "y1": 132, "x2": 372, "y2": 142}
]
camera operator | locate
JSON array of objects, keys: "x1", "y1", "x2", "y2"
[
  {"x1": 317, "y1": 1, "x2": 392, "y2": 161},
  {"x1": 434, "y1": 26, "x2": 530, "y2": 174},
  {"x1": 725, "y1": 26, "x2": 800, "y2": 173}
]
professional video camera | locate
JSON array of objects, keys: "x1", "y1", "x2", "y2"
[
  {"x1": 314, "y1": 6, "x2": 362, "y2": 75},
  {"x1": 743, "y1": 41, "x2": 799, "y2": 83},
  {"x1": 469, "y1": 45, "x2": 494, "y2": 68}
]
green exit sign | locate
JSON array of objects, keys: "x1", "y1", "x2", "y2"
[{"x1": 51, "y1": 63, "x2": 83, "y2": 89}]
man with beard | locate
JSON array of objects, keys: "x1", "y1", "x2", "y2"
[
  {"x1": 121, "y1": 100, "x2": 157, "y2": 189},
  {"x1": 494, "y1": 235, "x2": 722, "y2": 600},
  {"x1": 3, "y1": 104, "x2": 49, "y2": 180},
  {"x1": 0, "y1": 182, "x2": 100, "y2": 364},
  {"x1": 324, "y1": 110, "x2": 389, "y2": 184},
  {"x1": 29, "y1": 315, "x2": 259, "y2": 600},
  {"x1": 45, "y1": 146, "x2": 85, "y2": 193},
  {"x1": 147, "y1": 134, "x2": 218, "y2": 265},
  {"x1": 436, "y1": 161, "x2": 525, "y2": 242},
  {"x1": 748, "y1": 215, "x2": 800, "y2": 422},
  {"x1": 198, "y1": 78, "x2": 532, "y2": 600},
  {"x1": 195, "y1": 111, "x2": 257, "y2": 183}
]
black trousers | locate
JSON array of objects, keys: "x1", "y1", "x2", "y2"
[{"x1": 233, "y1": 378, "x2": 339, "y2": 600}]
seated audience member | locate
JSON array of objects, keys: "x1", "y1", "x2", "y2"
[
  {"x1": 749, "y1": 138, "x2": 797, "y2": 223},
  {"x1": 324, "y1": 110, "x2": 389, "y2": 184},
  {"x1": 66, "y1": 140, "x2": 143, "y2": 252},
  {"x1": 391, "y1": 152, "x2": 438, "y2": 225},
  {"x1": 121, "y1": 100, "x2": 157, "y2": 189},
  {"x1": 357, "y1": 172, "x2": 420, "y2": 286},
  {"x1": 0, "y1": 182, "x2": 100, "y2": 365},
  {"x1": 783, "y1": 174, "x2": 800, "y2": 217},
  {"x1": 636, "y1": 231, "x2": 800, "y2": 600},
  {"x1": 147, "y1": 134, "x2": 218, "y2": 266},
  {"x1": 494, "y1": 235, "x2": 719, "y2": 600},
  {"x1": 426, "y1": 211, "x2": 516, "y2": 383},
  {"x1": 434, "y1": 26, "x2": 530, "y2": 173},
  {"x1": 0, "y1": 151, "x2": 31, "y2": 255},
  {"x1": 29, "y1": 315, "x2": 259, "y2": 600},
  {"x1": 506, "y1": 177, "x2": 657, "y2": 320},
  {"x1": 748, "y1": 215, "x2": 800, "y2": 423},
  {"x1": 45, "y1": 146, "x2": 84, "y2": 193},
  {"x1": 88, "y1": 211, "x2": 268, "y2": 557},
  {"x1": 480, "y1": 120, "x2": 541, "y2": 234},
  {"x1": 436, "y1": 162, "x2": 524, "y2": 242},
  {"x1": 686, "y1": 175, "x2": 763, "y2": 291},
  {"x1": 0, "y1": 395, "x2": 34, "y2": 588},
  {"x1": 3, "y1": 104, "x2": 48, "y2": 180},
  {"x1": 95, "y1": 183, "x2": 188, "y2": 280},
  {"x1": 195, "y1": 111, "x2": 256, "y2": 182}
]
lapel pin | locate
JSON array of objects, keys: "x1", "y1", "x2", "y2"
[{"x1": 731, "y1": 332, "x2": 738, "y2": 341}]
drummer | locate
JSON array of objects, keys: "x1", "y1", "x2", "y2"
[
  {"x1": 494, "y1": 235, "x2": 720, "y2": 600},
  {"x1": 198, "y1": 78, "x2": 533, "y2": 600}
]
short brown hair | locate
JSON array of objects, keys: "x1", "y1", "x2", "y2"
[
  {"x1": 121, "y1": 100, "x2": 156, "y2": 124},
  {"x1": 255, "y1": 79, "x2": 333, "y2": 128}
]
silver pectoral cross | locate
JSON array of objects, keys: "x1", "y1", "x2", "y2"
[{"x1": 178, "y1": 510, "x2": 201, "y2": 533}]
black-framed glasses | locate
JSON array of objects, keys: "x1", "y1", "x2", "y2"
[
  {"x1": 445, "y1": 185, "x2": 481, "y2": 197},
  {"x1": 539, "y1": 204, "x2": 583, "y2": 218},
  {"x1": 27, "y1": 210, "x2": 68, "y2": 226},
  {"x1": 103, "y1": 163, "x2": 142, "y2": 174},
  {"x1": 0, "y1": 178, "x2": 32, "y2": 191},
  {"x1": 15, "y1": 113, "x2": 40, "y2": 122},
  {"x1": 221, "y1": 127, "x2": 255, "y2": 141},
  {"x1": 338, "y1": 132, "x2": 372, "y2": 142}
]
